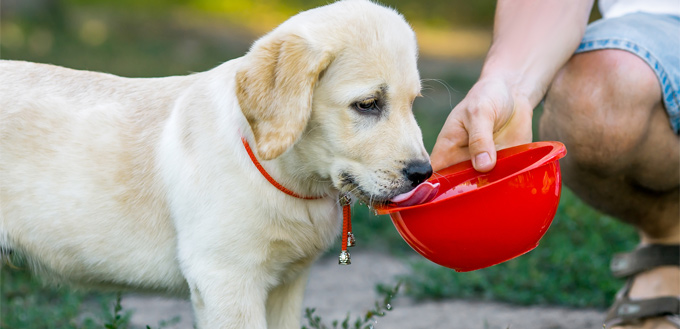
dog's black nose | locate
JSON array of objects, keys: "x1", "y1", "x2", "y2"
[{"x1": 404, "y1": 161, "x2": 433, "y2": 187}]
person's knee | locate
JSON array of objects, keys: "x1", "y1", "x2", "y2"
[{"x1": 540, "y1": 49, "x2": 661, "y2": 176}]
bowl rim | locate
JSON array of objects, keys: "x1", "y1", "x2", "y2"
[{"x1": 375, "y1": 141, "x2": 567, "y2": 215}]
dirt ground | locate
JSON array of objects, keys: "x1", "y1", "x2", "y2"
[{"x1": 122, "y1": 249, "x2": 606, "y2": 329}]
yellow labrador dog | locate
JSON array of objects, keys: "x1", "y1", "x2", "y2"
[{"x1": 0, "y1": 0, "x2": 430, "y2": 327}]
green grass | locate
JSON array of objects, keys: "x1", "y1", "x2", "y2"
[
  {"x1": 1, "y1": 264, "x2": 186, "y2": 328},
  {"x1": 0, "y1": 263, "x2": 126, "y2": 329}
]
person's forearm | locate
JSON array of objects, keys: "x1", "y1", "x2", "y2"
[{"x1": 481, "y1": 0, "x2": 594, "y2": 106}]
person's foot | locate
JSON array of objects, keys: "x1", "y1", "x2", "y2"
[{"x1": 610, "y1": 266, "x2": 680, "y2": 329}]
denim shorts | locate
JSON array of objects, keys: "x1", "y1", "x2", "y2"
[{"x1": 575, "y1": 12, "x2": 680, "y2": 134}]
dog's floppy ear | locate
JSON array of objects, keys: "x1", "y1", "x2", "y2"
[{"x1": 236, "y1": 33, "x2": 333, "y2": 160}]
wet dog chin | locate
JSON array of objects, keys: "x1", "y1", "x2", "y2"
[
  {"x1": 346, "y1": 185, "x2": 410, "y2": 208},
  {"x1": 345, "y1": 181, "x2": 440, "y2": 208},
  {"x1": 336, "y1": 172, "x2": 413, "y2": 207}
]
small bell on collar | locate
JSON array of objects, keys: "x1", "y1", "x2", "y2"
[{"x1": 338, "y1": 250, "x2": 351, "y2": 265}]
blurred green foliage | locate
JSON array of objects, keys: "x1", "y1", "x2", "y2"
[
  {"x1": 1, "y1": 262, "x2": 125, "y2": 328},
  {"x1": 58, "y1": 0, "x2": 498, "y2": 28}
]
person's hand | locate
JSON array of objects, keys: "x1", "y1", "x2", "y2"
[
  {"x1": 430, "y1": 78, "x2": 534, "y2": 172},
  {"x1": 428, "y1": 0, "x2": 592, "y2": 173}
]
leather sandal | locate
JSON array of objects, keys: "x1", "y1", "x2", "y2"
[{"x1": 605, "y1": 244, "x2": 680, "y2": 328}]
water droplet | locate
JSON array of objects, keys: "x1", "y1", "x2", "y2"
[{"x1": 386, "y1": 303, "x2": 392, "y2": 310}]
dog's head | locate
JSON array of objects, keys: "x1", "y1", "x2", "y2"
[{"x1": 236, "y1": 0, "x2": 430, "y2": 205}]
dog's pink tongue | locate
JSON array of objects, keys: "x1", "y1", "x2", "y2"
[{"x1": 390, "y1": 182, "x2": 440, "y2": 207}]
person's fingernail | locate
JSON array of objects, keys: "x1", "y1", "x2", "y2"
[{"x1": 474, "y1": 152, "x2": 491, "y2": 169}]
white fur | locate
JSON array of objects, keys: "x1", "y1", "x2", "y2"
[{"x1": 0, "y1": 1, "x2": 428, "y2": 328}]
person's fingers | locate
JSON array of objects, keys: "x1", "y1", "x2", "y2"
[
  {"x1": 431, "y1": 102, "x2": 498, "y2": 172},
  {"x1": 464, "y1": 105, "x2": 497, "y2": 172},
  {"x1": 431, "y1": 134, "x2": 468, "y2": 171},
  {"x1": 431, "y1": 109, "x2": 470, "y2": 171},
  {"x1": 430, "y1": 78, "x2": 530, "y2": 173}
]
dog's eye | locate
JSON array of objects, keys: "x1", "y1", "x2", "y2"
[{"x1": 353, "y1": 98, "x2": 380, "y2": 114}]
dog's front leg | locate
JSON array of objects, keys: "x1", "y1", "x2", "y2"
[
  {"x1": 182, "y1": 261, "x2": 270, "y2": 329},
  {"x1": 266, "y1": 264, "x2": 313, "y2": 329}
]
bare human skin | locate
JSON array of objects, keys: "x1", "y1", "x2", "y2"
[
  {"x1": 430, "y1": 1, "x2": 679, "y2": 328},
  {"x1": 542, "y1": 49, "x2": 679, "y2": 329}
]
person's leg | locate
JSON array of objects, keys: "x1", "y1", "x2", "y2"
[{"x1": 540, "y1": 49, "x2": 679, "y2": 329}]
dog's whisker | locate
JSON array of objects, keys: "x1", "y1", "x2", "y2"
[{"x1": 420, "y1": 78, "x2": 462, "y2": 109}]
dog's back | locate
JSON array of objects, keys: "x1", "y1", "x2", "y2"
[{"x1": 0, "y1": 60, "x2": 189, "y2": 293}]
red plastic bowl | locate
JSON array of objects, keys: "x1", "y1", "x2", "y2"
[{"x1": 376, "y1": 141, "x2": 567, "y2": 272}]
